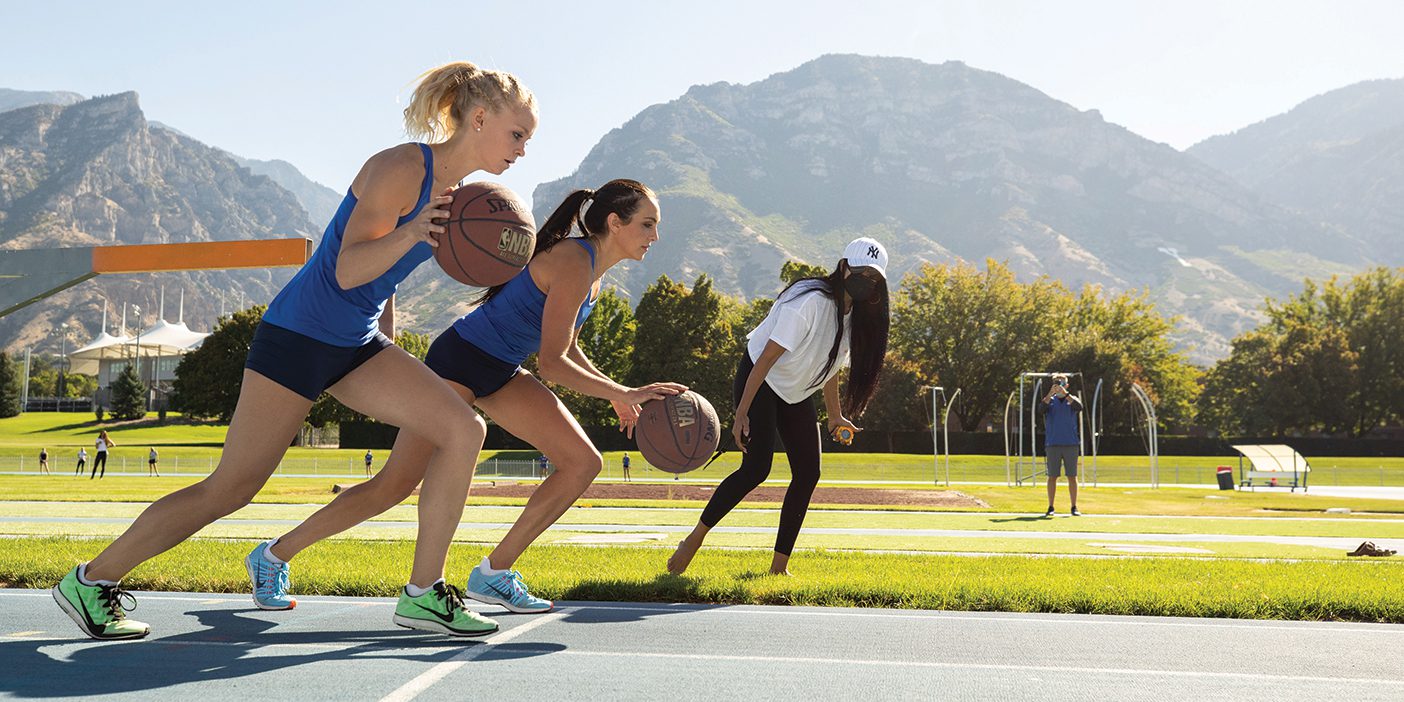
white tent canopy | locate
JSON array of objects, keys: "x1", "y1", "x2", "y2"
[
  {"x1": 130, "y1": 319, "x2": 207, "y2": 355},
  {"x1": 67, "y1": 331, "x2": 132, "y2": 375}
]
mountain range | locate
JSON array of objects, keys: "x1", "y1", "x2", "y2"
[{"x1": 2, "y1": 59, "x2": 1399, "y2": 365}]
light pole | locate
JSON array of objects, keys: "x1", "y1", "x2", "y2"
[
  {"x1": 132, "y1": 305, "x2": 145, "y2": 411},
  {"x1": 58, "y1": 323, "x2": 69, "y2": 404}
]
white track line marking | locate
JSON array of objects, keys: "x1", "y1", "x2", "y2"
[
  {"x1": 378, "y1": 612, "x2": 566, "y2": 702},
  {"x1": 532, "y1": 649, "x2": 1404, "y2": 685}
]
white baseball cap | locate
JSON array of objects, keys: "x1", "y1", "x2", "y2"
[{"x1": 843, "y1": 237, "x2": 888, "y2": 278}]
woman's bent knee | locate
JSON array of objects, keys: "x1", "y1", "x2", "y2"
[
  {"x1": 427, "y1": 410, "x2": 486, "y2": 452},
  {"x1": 557, "y1": 450, "x2": 602, "y2": 484}
]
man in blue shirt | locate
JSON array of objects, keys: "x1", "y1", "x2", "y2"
[{"x1": 1043, "y1": 373, "x2": 1082, "y2": 517}]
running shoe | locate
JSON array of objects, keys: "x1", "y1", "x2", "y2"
[
  {"x1": 466, "y1": 566, "x2": 553, "y2": 613},
  {"x1": 52, "y1": 565, "x2": 150, "y2": 640},
  {"x1": 245, "y1": 541, "x2": 296, "y2": 610},
  {"x1": 393, "y1": 582, "x2": 499, "y2": 637}
]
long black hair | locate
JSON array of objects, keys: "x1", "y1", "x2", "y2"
[
  {"x1": 475, "y1": 178, "x2": 655, "y2": 305},
  {"x1": 777, "y1": 260, "x2": 890, "y2": 417}
]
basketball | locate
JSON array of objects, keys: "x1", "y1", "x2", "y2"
[
  {"x1": 435, "y1": 181, "x2": 536, "y2": 287},
  {"x1": 635, "y1": 391, "x2": 721, "y2": 473}
]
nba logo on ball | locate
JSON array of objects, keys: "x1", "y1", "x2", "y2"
[
  {"x1": 636, "y1": 391, "x2": 721, "y2": 474},
  {"x1": 497, "y1": 228, "x2": 532, "y2": 264},
  {"x1": 670, "y1": 397, "x2": 695, "y2": 428}
]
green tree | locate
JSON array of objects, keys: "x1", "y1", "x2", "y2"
[
  {"x1": 629, "y1": 274, "x2": 739, "y2": 425},
  {"x1": 1197, "y1": 268, "x2": 1403, "y2": 437},
  {"x1": 66, "y1": 374, "x2": 98, "y2": 398},
  {"x1": 395, "y1": 330, "x2": 432, "y2": 361},
  {"x1": 0, "y1": 353, "x2": 22, "y2": 418},
  {"x1": 171, "y1": 305, "x2": 264, "y2": 421},
  {"x1": 890, "y1": 260, "x2": 1064, "y2": 431},
  {"x1": 780, "y1": 260, "x2": 829, "y2": 286},
  {"x1": 1046, "y1": 287, "x2": 1200, "y2": 433},
  {"x1": 109, "y1": 364, "x2": 146, "y2": 421},
  {"x1": 860, "y1": 356, "x2": 930, "y2": 433}
]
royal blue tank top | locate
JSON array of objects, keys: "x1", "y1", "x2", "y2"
[
  {"x1": 264, "y1": 143, "x2": 436, "y2": 346},
  {"x1": 452, "y1": 238, "x2": 600, "y2": 365}
]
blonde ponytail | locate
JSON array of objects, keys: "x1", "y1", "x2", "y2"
[{"x1": 402, "y1": 61, "x2": 537, "y2": 142}]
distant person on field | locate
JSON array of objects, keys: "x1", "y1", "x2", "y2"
[
  {"x1": 39, "y1": 448, "x2": 50, "y2": 475},
  {"x1": 148, "y1": 447, "x2": 159, "y2": 477},
  {"x1": 622, "y1": 452, "x2": 631, "y2": 482},
  {"x1": 75, "y1": 447, "x2": 88, "y2": 476},
  {"x1": 364, "y1": 450, "x2": 374, "y2": 476},
  {"x1": 1043, "y1": 373, "x2": 1082, "y2": 517},
  {"x1": 91, "y1": 430, "x2": 114, "y2": 479}
]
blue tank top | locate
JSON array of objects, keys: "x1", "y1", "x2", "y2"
[
  {"x1": 264, "y1": 143, "x2": 436, "y2": 346},
  {"x1": 452, "y1": 238, "x2": 600, "y2": 364}
]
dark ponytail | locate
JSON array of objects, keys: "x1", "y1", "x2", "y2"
[
  {"x1": 778, "y1": 260, "x2": 890, "y2": 418},
  {"x1": 475, "y1": 179, "x2": 655, "y2": 305}
]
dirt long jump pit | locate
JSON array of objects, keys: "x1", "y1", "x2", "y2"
[{"x1": 461, "y1": 482, "x2": 991, "y2": 508}]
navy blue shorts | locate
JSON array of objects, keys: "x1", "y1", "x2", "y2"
[
  {"x1": 244, "y1": 321, "x2": 393, "y2": 401},
  {"x1": 424, "y1": 328, "x2": 520, "y2": 399}
]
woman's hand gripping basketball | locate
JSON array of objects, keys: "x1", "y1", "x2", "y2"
[
  {"x1": 615, "y1": 383, "x2": 688, "y2": 439},
  {"x1": 399, "y1": 187, "x2": 453, "y2": 248}
]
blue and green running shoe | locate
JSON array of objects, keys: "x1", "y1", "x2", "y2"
[
  {"x1": 393, "y1": 582, "x2": 499, "y2": 637},
  {"x1": 245, "y1": 541, "x2": 296, "y2": 610},
  {"x1": 52, "y1": 565, "x2": 150, "y2": 640},
  {"x1": 466, "y1": 566, "x2": 553, "y2": 613}
]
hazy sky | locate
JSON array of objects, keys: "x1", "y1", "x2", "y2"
[{"x1": 4, "y1": 1, "x2": 1401, "y2": 209}]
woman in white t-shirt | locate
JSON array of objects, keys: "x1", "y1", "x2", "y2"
[
  {"x1": 91, "y1": 430, "x2": 114, "y2": 479},
  {"x1": 668, "y1": 237, "x2": 890, "y2": 575}
]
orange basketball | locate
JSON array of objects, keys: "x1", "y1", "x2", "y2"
[
  {"x1": 635, "y1": 391, "x2": 721, "y2": 474},
  {"x1": 435, "y1": 182, "x2": 536, "y2": 287}
]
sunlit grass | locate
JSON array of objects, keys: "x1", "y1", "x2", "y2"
[{"x1": 6, "y1": 537, "x2": 1401, "y2": 622}]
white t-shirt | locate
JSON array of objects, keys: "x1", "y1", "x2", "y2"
[
  {"x1": 746, "y1": 280, "x2": 851, "y2": 404},
  {"x1": 95, "y1": 438, "x2": 107, "y2": 453}
]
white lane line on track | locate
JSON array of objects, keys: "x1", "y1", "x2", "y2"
[
  {"x1": 5, "y1": 591, "x2": 1401, "y2": 635},
  {"x1": 378, "y1": 611, "x2": 566, "y2": 702},
  {"x1": 511, "y1": 649, "x2": 1404, "y2": 686}
]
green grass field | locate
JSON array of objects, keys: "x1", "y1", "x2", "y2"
[
  {"x1": 4, "y1": 538, "x2": 1401, "y2": 622},
  {"x1": 5, "y1": 413, "x2": 1403, "y2": 485},
  {"x1": 4, "y1": 475, "x2": 1403, "y2": 516}
]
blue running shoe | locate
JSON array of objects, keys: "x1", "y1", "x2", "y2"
[
  {"x1": 245, "y1": 541, "x2": 296, "y2": 610},
  {"x1": 466, "y1": 566, "x2": 552, "y2": 613}
]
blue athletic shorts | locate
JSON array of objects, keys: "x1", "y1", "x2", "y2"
[
  {"x1": 244, "y1": 321, "x2": 392, "y2": 401},
  {"x1": 424, "y1": 328, "x2": 521, "y2": 399}
]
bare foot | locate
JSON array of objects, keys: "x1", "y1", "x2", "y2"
[
  {"x1": 667, "y1": 536, "x2": 701, "y2": 575},
  {"x1": 768, "y1": 568, "x2": 791, "y2": 576}
]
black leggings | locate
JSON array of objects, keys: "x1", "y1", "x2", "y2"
[
  {"x1": 90, "y1": 452, "x2": 106, "y2": 479},
  {"x1": 699, "y1": 354, "x2": 821, "y2": 556}
]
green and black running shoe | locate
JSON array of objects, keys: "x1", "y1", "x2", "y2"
[
  {"x1": 52, "y1": 565, "x2": 150, "y2": 640},
  {"x1": 393, "y1": 581, "x2": 499, "y2": 637}
]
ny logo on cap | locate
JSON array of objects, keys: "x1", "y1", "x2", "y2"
[{"x1": 867, "y1": 245, "x2": 880, "y2": 259}]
